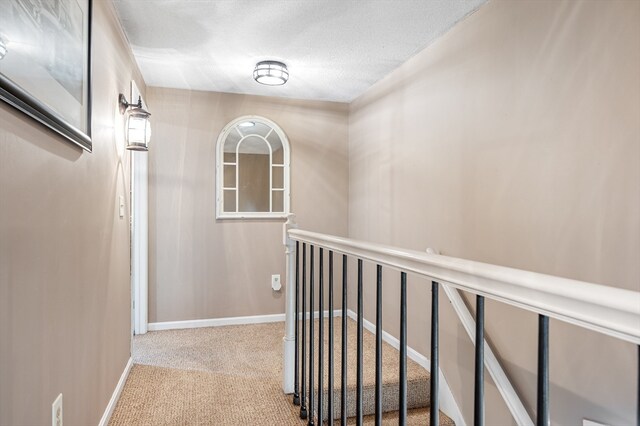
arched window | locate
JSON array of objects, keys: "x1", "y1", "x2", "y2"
[{"x1": 216, "y1": 116, "x2": 290, "y2": 219}]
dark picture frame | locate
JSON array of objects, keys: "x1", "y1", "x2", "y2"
[{"x1": 0, "y1": 0, "x2": 93, "y2": 151}]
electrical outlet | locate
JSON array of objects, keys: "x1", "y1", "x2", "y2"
[
  {"x1": 271, "y1": 274, "x2": 281, "y2": 291},
  {"x1": 52, "y1": 393, "x2": 63, "y2": 426}
]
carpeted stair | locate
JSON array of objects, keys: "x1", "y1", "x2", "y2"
[{"x1": 301, "y1": 317, "x2": 453, "y2": 424}]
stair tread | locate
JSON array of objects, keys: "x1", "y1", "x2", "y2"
[
  {"x1": 344, "y1": 408, "x2": 454, "y2": 425},
  {"x1": 300, "y1": 317, "x2": 432, "y2": 421},
  {"x1": 301, "y1": 317, "x2": 430, "y2": 390}
]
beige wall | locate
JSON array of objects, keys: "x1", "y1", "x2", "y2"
[
  {"x1": 349, "y1": 1, "x2": 639, "y2": 425},
  {"x1": 0, "y1": 1, "x2": 145, "y2": 425},
  {"x1": 147, "y1": 87, "x2": 349, "y2": 322}
]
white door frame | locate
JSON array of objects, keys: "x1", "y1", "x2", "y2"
[{"x1": 131, "y1": 80, "x2": 148, "y2": 335}]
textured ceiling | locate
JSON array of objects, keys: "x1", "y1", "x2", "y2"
[{"x1": 113, "y1": 0, "x2": 486, "y2": 103}]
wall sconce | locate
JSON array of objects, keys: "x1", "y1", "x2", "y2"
[{"x1": 119, "y1": 93, "x2": 151, "y2": 151}]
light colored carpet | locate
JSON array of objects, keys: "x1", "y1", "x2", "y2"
[{"x1": 109, "y1": 319, "x2": 453, "y2": 425}]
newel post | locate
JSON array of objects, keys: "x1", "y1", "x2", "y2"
[{"x1": 283, "y1": 213, "x2": 298, "y2": 394}]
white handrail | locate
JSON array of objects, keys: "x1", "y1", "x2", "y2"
[{"x1": 288, "y1": 229, "x2": 640, "y2": 345}]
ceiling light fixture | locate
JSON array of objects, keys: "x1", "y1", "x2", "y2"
[
  {"x1": 0, "y1": 37, "x2": 7, "y2": 60},
  {"x1": 239, "y1": 121, "x2": 255, "y2": 128},
  {"x1": 253, "y1": 61, "x2": 289, "y2": 86}
]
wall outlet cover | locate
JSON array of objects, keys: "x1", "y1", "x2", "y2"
[{"x1": 271, "y1": 274, "x2": 281, "y2": 291}]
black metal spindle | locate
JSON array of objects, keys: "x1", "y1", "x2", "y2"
[
  {"x1": 430, "y1": 281, "x2": 439, "y2": 426},
  {"x1": 318, "y1": 248, "x2": 324, "y2": 425},
  {"x1": 341, "y1": 255, "x2": 348, "y2": 426},
  {"x1": 399, "y1": 272, "x2": 408, "y2": 425},
  {"x1": 474, "y1": 295, "x2": 485, "y2": 426},
  {"x1": 294, "y1": 241, "x2": 301, "y2": 406},
  {"x1": 375, "y1": 264, "x2": 383, "y2": 426},
  {"x1": 357, "y1": 259, "x2": 364, "y2": 426},
  {"x1": 537, "y1": 315, "x2": 549, "y2": 426},
  {"x1": 329, "y1": 251, "x2": 335, "y2": 424},
  {"x1": 300, "y1": 243, "x2": 308, "y2": 419},
  {"x1": 309, "y1": 246, "x2": 315, "y2": 426}
]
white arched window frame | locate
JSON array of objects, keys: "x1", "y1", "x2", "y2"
[{"x1": 215, "y1": 115, "x2": 291, "y2": 219}]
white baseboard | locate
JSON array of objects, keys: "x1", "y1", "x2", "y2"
[
  {"x1": 98, "y1": 357, "x2": 133, "y2": 426},
  {"x1": 148, "y1": 313, "x2": 285, "y2": 331},
  {"x1": 345, "y1": 309, "x2": 466, "y2": 426},
  {"x1": 148, "y1": 310, "x2": 342, "y2": 332}
]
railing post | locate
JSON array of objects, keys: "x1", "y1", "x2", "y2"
[
  {"x1": 318, "y1": 248, "x2": 324, "y2": 424},
  {"x1": 309, "y1": 245, "x2": 315, "y2": 426},
  {"x1": 431, "y1": 281, "x2": 439, "y2": 426},
  {"x1": 328, "y1": 251, "x2": 335, "y2": 423},
  {"x1": 399, "y1": 272, "x2": 408, "y2": 425},
  {"x1": 375, "y1": 264, "x2": 383, "y2": 426},
  {"x1": 475, "y1": 295, "x2": 485, "y2": 426},
  {"x1": 341, "y1": 255, "x2": 348, "y2": 426},
  {"x1": 301, "y1": 243, "x2": 308, "y2": 419},
  {"x1": 294, "y1": 240, "x2": 301, "y2": 406},
  {"x1": 357, "y1": 259, "x2": 364, "y2": 426},
  {"x1": 537, "y1": 315, "x2": 550, "y2": 426},
  {"x1": 283, "y1": 213, "x2": 297, "y2": 394}
]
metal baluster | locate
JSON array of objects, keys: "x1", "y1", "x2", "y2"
[
  {"x1": 318, "y1": 248, "x2": 324, "y2": 425},
  {"x1": 294, "y1": 241, "x2": 300, "y2": 406},
  {"x1": 357, "y1": 259, "x2": 364, "y2": 426},
  {"x1": 300, "y1": 243, "x2": 308, "y2": 419},
  {"x1": 329, "y1": 251, "x2": 335, "y2": 424},
  {"x1": 375, "y1": 264, "x2": 383, "y2": 426},
  {"x1": 341, "y1": 255, "x2": 348, "y2": 426},
  {"x1": 537, "y1": 315, "x2": 549, "y2": 426},
  {"x1": 474, "y1": 295, "x2": 485, "y2": 426},
  {"x1": 309, "y1": 245, "x2": 315, "y2": 426},
  {"x1": 399, "y1": 272, "x2": 407, "y2": 426},
  {"x1": 430, "y1": 281, "x2": 439, "y2": 426}
]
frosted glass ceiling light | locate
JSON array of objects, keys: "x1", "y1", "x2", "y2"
[
  {"x1": 0, "y1": 37, "x2": 7, "y2": 60},
  {"x1": 119, "y1": 94, "x2": 151, "y2": 151},
  {"x1": 253, "y1": 61, "x2": 289, "y2": 86}
]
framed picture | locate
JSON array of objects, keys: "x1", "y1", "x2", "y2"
[{"x1": 0, "y1": 0, "x2": 93, "y2": 151}]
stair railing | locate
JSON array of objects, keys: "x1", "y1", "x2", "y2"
[{"x1": 282, "y1": 216, "x2": 640, "y2": 426}]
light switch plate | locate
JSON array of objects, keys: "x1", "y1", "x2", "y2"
[{"x1": 119, "y1": 195, "x2": 125, "y2": 218}]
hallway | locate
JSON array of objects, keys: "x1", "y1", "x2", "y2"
[{"x1": 109, "y1": 320, "x2": 449, "y2": 425}]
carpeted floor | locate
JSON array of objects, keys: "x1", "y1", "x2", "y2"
[{"x1": 109, "y1": 319, "x2": 453, "y2": 425}]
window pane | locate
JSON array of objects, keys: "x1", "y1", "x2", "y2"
[
  {"x1": 238, "y1": 135, "x2": 270, "y2": 154},
  {"x1": 223, "y1": 131, "x2": 241, "y2": 155},
  {"x1": 223, "y1": 152, "x2": 235, "y2": 163},
  {"x1": 243, "y1": 121, "x2": 272, "y2": 138},
  {"x1": 238, "y1": 153, "x2": 270, "y2": 212},
  {"x1": 223, "y1": 189, "x2": 236, "y2": 213},
  {"x1": 272, "y1": 166, "x2": 283, "y2": 189},
  {"x1": 224, "y1": 165, "x2": 236, "y2": 188},
  {"x1": 272, "y1": 190, "x2": 284, "y2": 213},
  {"x1": 268, "y1": 132, "x2": 284, "y2": 164}
]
